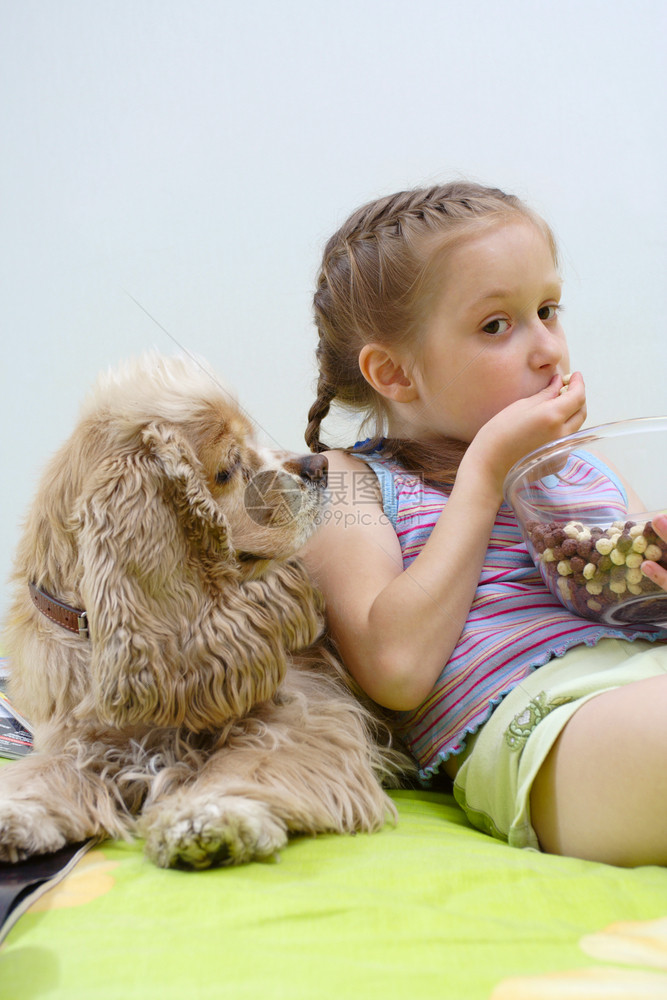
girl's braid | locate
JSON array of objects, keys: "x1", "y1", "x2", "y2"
[{"x1": 305, "y1": 378, "x2": 337, "y2": 453}]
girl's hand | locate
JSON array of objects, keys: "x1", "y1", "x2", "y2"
[
  {"x1": 641, "y1": 513, "x2": 667, "y2": 591},
  {"x1": 463, "y1": 372, "x2": 587, "y2": 504}
]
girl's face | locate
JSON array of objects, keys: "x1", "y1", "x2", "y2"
[{"x1": 404, "y1": 220, "x2": 569, "y2": 444}]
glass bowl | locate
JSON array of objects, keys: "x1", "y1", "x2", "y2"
[{"x1": 503, "y1": 416, "x2": 667, "y2": 627}]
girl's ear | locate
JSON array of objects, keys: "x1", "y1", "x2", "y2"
[{"x1": 358, "y1": 344, "x2": 418, "y2": 403}]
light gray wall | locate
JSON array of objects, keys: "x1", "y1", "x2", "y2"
[{"x1": 1, "y1": 0, "x2": 665, "y2": 621}]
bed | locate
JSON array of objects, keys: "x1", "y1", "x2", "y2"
[{"x1": 1, "y1": 775, "x2": 667, "y2": 999}]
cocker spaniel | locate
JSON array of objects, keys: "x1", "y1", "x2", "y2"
[{"x1": 1, "y1": 353, "x2": 408, "y2": 869}]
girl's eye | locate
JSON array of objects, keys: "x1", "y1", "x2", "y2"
[
  {"x1": 482, "y1": 318, "x2": 510, "y2": 336},
  {"x1": 537, "y1": 303, "x2": 559, "y2": 322}
]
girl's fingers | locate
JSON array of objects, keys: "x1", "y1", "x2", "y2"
[
  {"x1": 652, "y1": 512, "x2": 667, "y2": 542},
  {"x1": 642, "y1": 559, "x2": 667, "y2": 591},
  {"x1": 643, "y1": 515, "x2": 667, "y2": 591}
]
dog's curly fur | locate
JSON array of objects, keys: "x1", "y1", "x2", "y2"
[{"x1": 1, "y1": 354, "x2": 410, "y2": 869}]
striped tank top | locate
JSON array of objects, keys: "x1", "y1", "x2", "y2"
[{"x1": 356, "y1": 449, "x2": 667, "y2": 782}]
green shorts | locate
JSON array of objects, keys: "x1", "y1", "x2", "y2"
[{"x1": 452, "y1": 638, "x2": 667, "y2": 851}]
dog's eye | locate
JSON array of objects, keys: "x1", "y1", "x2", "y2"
[
  {"x1": 215, "y1": 466, "x2": 236, "y2": 485},
  {"x1": 215, "y1": 456, "x2": 242, "y2": 485}
]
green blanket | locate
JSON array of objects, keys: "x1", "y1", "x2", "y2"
[{"x1": 1, "y1": 789, "x2": 667, "y2": 999}]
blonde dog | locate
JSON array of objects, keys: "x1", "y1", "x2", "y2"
[{"x1": 1, "y1": 354, "x2": 408, "y2": 868}]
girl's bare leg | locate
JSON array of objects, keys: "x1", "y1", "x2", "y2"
[{"x1": 530, "y1": 674, "x2": 667, "y2": 867}]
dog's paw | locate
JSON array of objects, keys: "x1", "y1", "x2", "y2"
[
  {"x1": 140, "y1": 795, "x2": 288, "y2": 870},
  {"x1": 0, "y1": 799, "x2": 69, "y2": 862}
]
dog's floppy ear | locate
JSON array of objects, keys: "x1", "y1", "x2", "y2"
[
  {"x1": 141, "y1": 421, "x2": 233, "y2": 558},
  {"x1": 141, "y1": 420, "x2": 238, "y2": 576},
  {"x1": 77, "y1": 422, "x2": 234, "y2": 728}
]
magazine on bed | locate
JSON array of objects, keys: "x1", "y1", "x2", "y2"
[
  {"x1": 0, "y1": 839, "x2": 97, "y2": 945},
  {"x1": 0, "y1": 659, "x2": 33, "y2": 759}
]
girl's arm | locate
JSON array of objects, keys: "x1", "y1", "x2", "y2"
[
  {"x1": 302, "y1": 448, "x2": 498, "y2": 710},
  {"x1": 302, "y1": 375, "x2": 587, "y2": 711}
]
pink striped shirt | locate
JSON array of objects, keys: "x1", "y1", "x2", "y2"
[{"x1": 356, "y1": 450, "x2": 666, "y2": 781}]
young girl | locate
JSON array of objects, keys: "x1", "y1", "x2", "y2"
[{"x1": 301, "y1": 182, "x2": 667, "y2": 868}]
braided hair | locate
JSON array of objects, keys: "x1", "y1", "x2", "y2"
[{"x1": 305, "y1": 182, "x2": 557, "y2": 482}]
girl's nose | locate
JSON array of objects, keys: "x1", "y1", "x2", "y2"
[{"x1": 528, "y1": 319, "x2": 562, "y2": 368}]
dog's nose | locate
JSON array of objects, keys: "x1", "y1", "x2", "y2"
[{"x1": 284, "y1": 453, "x2": 328, "y2": 487}]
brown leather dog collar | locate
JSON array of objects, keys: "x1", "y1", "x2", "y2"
[{"x1": 29, "y1": 583, "x2": 89, "y2": 638}]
